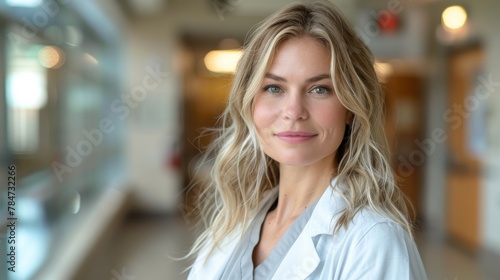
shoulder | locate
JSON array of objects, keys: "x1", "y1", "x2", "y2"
[
  {"x1": 334, "y1": 209, "x2": 415, "y2": 259},
  {"x1": 349, "y1": 209, "x2": 408, "y2": 247},
  {"x1": 317, "y1": 209, "x2": 427, "y2": 279}
]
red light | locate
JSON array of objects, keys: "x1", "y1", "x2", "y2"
[{"x1": 378, "y1": 12, "x2": 399, "y2": 34}]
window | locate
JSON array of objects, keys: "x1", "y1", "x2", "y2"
[{"x1": 6, "y1": 44, "x2": 48, "y2": 153}]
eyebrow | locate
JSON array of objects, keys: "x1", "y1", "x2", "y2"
[{"x1": 264, "y1": 73, "x2": 331, "y2": 83}]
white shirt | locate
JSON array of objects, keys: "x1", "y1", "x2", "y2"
[{"x1": 188, "y1": 178, "x2": 428, "y2": 279}]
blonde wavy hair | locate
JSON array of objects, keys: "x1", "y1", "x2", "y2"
[{"x1": 185, "y1": 0, "x2": 412, "y2": 261}]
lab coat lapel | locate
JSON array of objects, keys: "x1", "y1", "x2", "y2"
[
  {"x1": 271, "y1": 177, "x2": 345, "y2": 280},
  {"x1": 271, "y1": 230, "x2": 320, "y2": 280}
]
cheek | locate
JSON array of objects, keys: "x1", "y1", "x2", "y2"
[
  {"x1": 252, "y1": 98, "x2": 276, "y2": 131},
  {"x1": 316, "y1": 104, "x2": 348, "y2": 128}
]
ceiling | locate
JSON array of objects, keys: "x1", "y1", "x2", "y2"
[
  {"x1": 118, "y1": 0, "x2": 359, "y2": 19},
  {"x1": 115, "y1": 0, "x2": 360, "y2": 41},
  {"x1": 118, "y1": 0, "x2": 434, "y2": 18},
  {"x1": 115, "y1": 0, "x2": 435, "y2": 72}
]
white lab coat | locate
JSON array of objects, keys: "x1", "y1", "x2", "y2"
[{"x1": 188, "y1": 178, "x2": 428, "y2": 279}]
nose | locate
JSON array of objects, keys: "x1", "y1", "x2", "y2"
[{"x1": 281, "y1": 92, "x2": 308, "y2": 120}]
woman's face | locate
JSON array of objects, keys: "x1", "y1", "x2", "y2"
[{"x1": 252, "y1": 37, "x2": 350, "y2": 169}]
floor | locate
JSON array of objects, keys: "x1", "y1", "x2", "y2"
[
  {"x1": 110, "y1": 215, "x2": 195, "y2": 280},
  {"x1": 415, "y1": 232, "x2": 498, "y2": 280},
  {"x1": 110, "y1": 215, "x2": 499, "y2": 280}
]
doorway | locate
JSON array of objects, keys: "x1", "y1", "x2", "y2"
[{"x1": 445, "y1": 45, "x2": 484, "y2": 251}]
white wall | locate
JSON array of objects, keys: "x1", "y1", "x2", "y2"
[
  {"x1": 422, "y1": 49, "x2": 448, "y2": 237},
  {"x1": 124, "y1": 17, "x2": 183, "y2": 213},
  {"x1": 475, "y1": 0, "x2": 500, "y2": 254}
]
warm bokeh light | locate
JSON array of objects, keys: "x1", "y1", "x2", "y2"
[
  {"x1": 442, "y1": 5, "x2": 467, "y2": 30},
  {"x1": 38, "y1": 46, "x2": 65, "y2": 69},
  {"x1": 204, "y1": 49, "x2": 243, "y2": 73},
  {"x1": 375, "y1": 61, "x2": 393, "y2": 82}
]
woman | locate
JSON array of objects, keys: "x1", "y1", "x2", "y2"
[{"x1": 186, "y1": 1, "x2": 427, "y2": 279}]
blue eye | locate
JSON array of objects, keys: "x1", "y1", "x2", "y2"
[
  {"x1": 311, "y1": 86, "x2": 331, "y2": 95},
  {"x1": 264, "y1": 85, "x2": 282, "y2": 94}
]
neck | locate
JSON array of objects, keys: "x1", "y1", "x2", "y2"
[{"x1": 272, "y1": 163, "x2": 335, "y2": 225}]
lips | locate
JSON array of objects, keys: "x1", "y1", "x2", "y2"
[{"x1": 275, "y1": 131, "x2": 317, "y2": 143}]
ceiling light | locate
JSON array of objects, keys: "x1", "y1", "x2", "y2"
[
  {"x1": 204, "y1": 49, "x2": 243, "y2": 74},
  {"x1": 442, "y1": 6, "x2": 467, "y2": 30},
  {"x1": 38, "y1": 46, "x2": 65, "y2": 69}
]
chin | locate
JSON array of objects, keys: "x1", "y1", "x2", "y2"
[
  {"x1": 266, "y1": 151, "x2": 336, "y2": 169},
  {"x1": 271, "y1": 156, "x2": 316, "y2": 167}
]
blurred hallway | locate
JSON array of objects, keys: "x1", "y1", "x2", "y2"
[{"x1": 1, "y1": 0, "x2": 500, "y2": 279}]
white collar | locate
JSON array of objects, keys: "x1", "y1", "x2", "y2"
[{"x1": 260, "y1": 176, "x2": 346, "y2": 236}]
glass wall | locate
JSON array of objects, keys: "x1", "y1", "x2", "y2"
[{"x1": 0, "y1": 1, "x2": 124, "y2": 279}]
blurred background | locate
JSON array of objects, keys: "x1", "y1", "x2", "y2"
[{"x1": 0, "y1": 0, "x2": 499, "y2": 279}]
